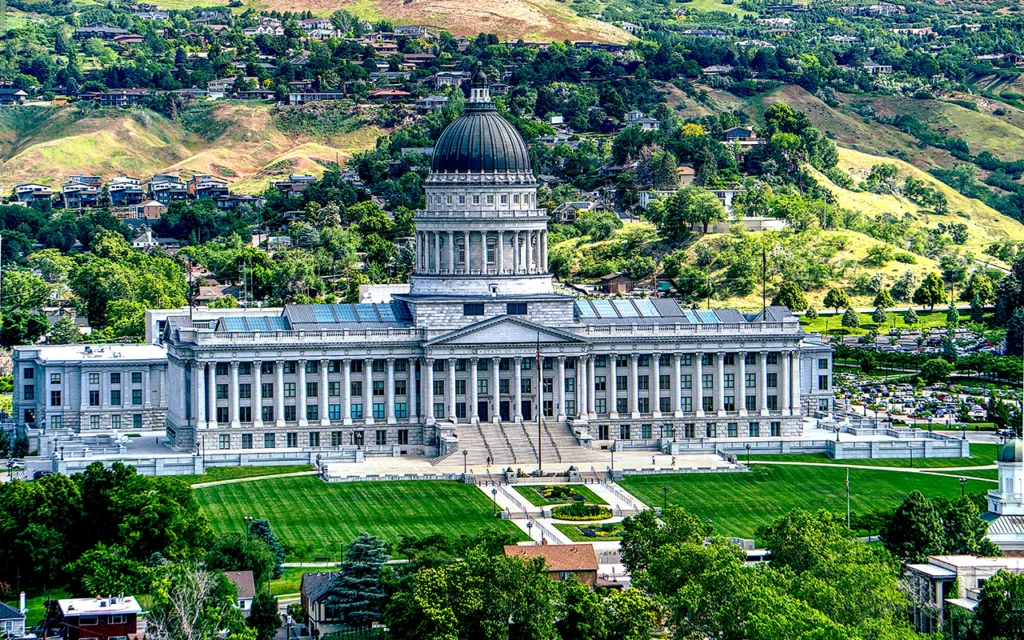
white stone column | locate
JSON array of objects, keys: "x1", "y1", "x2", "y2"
[
  {"x1": 80, "y1": 370, "x2": 89, "y2": 412},
  {"x1": 671, "y1": 353, "x2": 683, "y2": 417},
  {"x1": 253, "y1": 361, "x2": 263, "y2": 427},
  {"x1": 629, "y1": 353, "x2": 640, "y2": 419},
  {"x1": 791, "y1": 351, "x2": 802, "y2": 414},
  {"x1": 195, "y1": 363, "x2": 206, "y2": 428},
  {"x1": 469, "y1": 357, "x2": 479, "y2": 423},
  {"x1": 588, "y1": 356, "x2": 597, "y2": 418},
  {"x1": 526, "y1": 231, "x2": 535, "y2": 273},
  {"x1": 513, "y1": 357, "x2": 523, "y2": 421},
  {"x1": 342, "y1": 358, "x2": 352, "y2": 425},
  {"x1": 432, "y1": 232, "x2": 440, "y2": 272},
  {"x1": 556, "y1": 356, "x2": 566, "y2": 421},
  {"x1": 576, "y1": 356, "x2": 587, "y2": 420},
  {"x1": 297, "y1": 359, "x2": 308, "y2": 426},
  {"x1": 274, "y1": 360, "x2": 285, "y2": 426},
  {"x1": 320, "y1": 360, "x2": 329, "y2": 426},
  {"x1": 143, "y1": 365, "x2": 152, "y2": 409},
  {"x1": 491, "y1": 357, "x2": 501, "y2": 422},
  {"x1": 608, "y1": 355, "x2": 618, "y2": 419},
  {"x1": 447, "y1": 231, "x2": 455, "y2": 274},
  {"x1": 363, "y1": 358, "x2": 374, "y2": 424},
  {"x1": 694, "y1": 352, "x2": 704, "y2": 418},
  {"x1": 541, "y1": 230, "x2": 547, "y2": 272},
  {"x1": 160, "y1": 368, "x2": 167, "y2": 408},
  {"x1": 781, "y1": 352, "x2": 791, "y2": 416},
  {"x1": 716, "y1": 352, "x2": 726, "y2": 417},
  {"x1": 386, "y1": 358, "x2": 396, "y2": 424},
  {"x1": 208, "y1": 363, "x2": 218, "y2": 428},
  {"x1": 738, "y1": 352, "x2": 748, "y2": 417},
  {"x1": 447, "y1": 358, "x2": 456, "y2": 423},
  {"x1": 759, "y1": 352, "x2": 769, "y2": 416},
  {"x1": 651, "y1": 354, "x2": 662, "y2": 418},
  {"x1": 408, "y1": 357, "x2": 418, "y2": 422},
  {"x1": 497, "y1": 231, "x2": 505, "y2": 275},
  {"x1": 229, "y1": 361, "x2": 240, "y2": 427},
  {"x1": 424, "y1": 358, "x2": 435, "y2": 425}
]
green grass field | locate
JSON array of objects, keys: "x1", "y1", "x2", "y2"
[
  {"x1": 270, "y1": 567, "x2": 310, "y2": 597},
  {"x1": 924, "y1": 468, "x2": 999, "y2": 480},
  {"x1": 195, "y1": 477, "x2": 525, "y2": 558},
  {"x1": 800, "y1": 310, "x2": 957, "y2": 335},
  {"x1": 620, "y1": 465, "x2": 988, "y2": 540},
  {"x1": 6, "y1": 588, "x2": 69, "y2": 626},
  {"x1": 513, "y1": 484, "x2": 608, "y2": 506},
  {"x1": 748, "y1": 443, "x2": 999, "y2": 469},
  {"x1": 179, "y1": 464, "x2": 314, "y2": 486}
]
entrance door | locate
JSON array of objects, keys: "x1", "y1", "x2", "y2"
[
  {"x1": 477, "y1": 401, "x2": 489, "y2": 421},
  {"x1": 500, "y1": 401, "x2": 511, "y2": 422},
  {"x1": 598, "y1": 424, "x2": 610, "y2": 440},
  {"x1": 522, "y1": 401, "x2": 533, "y2": 422}
]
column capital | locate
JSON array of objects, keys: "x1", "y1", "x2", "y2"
[
  {"x1": 423, "y1": 356, "x2": 434, "y2": 365},
  {"x1": 275, "y1": 359, "x2": 285, "y2": 365},
  {"x1": 448, "y1": 356, "x2": 457, "y2": 364},
  {"x1": 492, "y1": 355, "x2": 501, "y2": 363},
  {"x1": 737, "y1": 350, "x2": 747, "y2": 357},
  {"x1": 253, "y1": 359, "x2": 262, "y2": 366},
  {"x1": 513, "y1": 356, "x2": 523, "y2": 364},
  {"x1": 556, "y1": 355, "x2": 566, "y2": 363},
  {"x1": 230, "y1": 360, "x2": 239, "y2": 369},
  {"x1": 364, "y1": 357, "x2": 373, "y2": 364},
  {"x1": 297, "y1": 358, "x2": 307, "y2": 365},
  {"x1": 386, "y1": 357, "x2": 396, "y2": 365},
  {"x1": 319, "y1": 358, "x2": 329, "y2": 365},
  {"x1": 630, "y1": 352, "x2": 639, "y2": 361},
  {"x1": 470, "y1": 356, "x2": 479, "y2": 365},
  {"x1": 342, "y1": 356, "x2": 351, "y2": 364},
  {"x1": 695, "y1": 350, "x2": 705, "y2": 357}
]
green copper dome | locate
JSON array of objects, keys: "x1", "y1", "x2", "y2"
[{"x1": 999, "y1": 438, "x2": 1024, "y2": 463}]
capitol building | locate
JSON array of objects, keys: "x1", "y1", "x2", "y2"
[{"x1": 14, "y1": 71, "x2": 833, "y2": 465}]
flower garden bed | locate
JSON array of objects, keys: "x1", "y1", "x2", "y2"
[
  {"x1": 513, "y1": 484, "x2": 608, "y2": 506},
  {"x1": 550, "y1": 503, "x2": 613, "y2": 521}
]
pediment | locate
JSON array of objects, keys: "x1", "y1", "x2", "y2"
[{"x1": 426, "y1": 316, "x2": 587, "y2": 346}]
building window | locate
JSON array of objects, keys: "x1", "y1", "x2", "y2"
[
  {"x1": 522, "y1": 378, "x2": 532, "y2": 394},
  {"x1": 396, "y1": 403, "x2": 408, "y2": 419},
  {"x1": 727, "y1": 423, "x2": 738, "y2": 437},
  {"x1": 499, "y1": 379, "x2": 510, "y2": 394},
  {"x1": 329, "y1": 381, "x2": 341, "y2": 397},
  {"x1": 373, "y1": 403, "x2": 386, "y2": 419},
  {"x1": 352, "y1": 381, "x2": 363, "y2": 397},
  {"x1": 767, "y1": 373, "x2": 778, "y2": 388},
  {"x1": 595, "y1": 398, "x2": 607, "y2": 414},
  {"x1": 89, "y1": 373, "x2": 99, "y2": 384},
  {"x1": 767, "y1": 353, "x2": 778, "y2": 365},
  {"x1": 616, "y1": 376, "x2": 628, "y2": 392},
  {"x1": 132, "y1": 389, "x2": 142, "y2": 405},
  {"x1": 641, "y1": 424, "x2": 652, "y2": 439},
  {"x1": 262, "y1": 406, "x2": 274, "y2": 422},
  {"x1": 309, "y1": 432, "x2": 320, "y2": 447},
  {"x1": 818, "y1": 358, "x2": 828, "y2": 370},
  {"x1": 331, "y1": 431, "x2": 344, "y2": 447},
  {"x1": 660, "y1": 397, "x2": 671, "y2": 413},
  {"x1": 398, "y1": 429, "x2": 409, "y2": 445},
  {"x1": 351, "y1": 404, "x2": 364, "y2": 419},
  {"x1": 680, "y1": 354, "x2": 693, "y2": 366},
  {"x1": 239, "y1": 384, "x2": 251, "y2": 399},
  {"x1": 89, "y1": 390, "x2": 100, "y2": 406},
  {"x1": 287, "y1": 433, "x2": 298, "y2": 448},
  {"x1": 595, "y1": 355, "x2": 607, "y2": 367},
  {"x1": 216, "y1": 384, "x2": 228, "y2": 400},
  {"x1": 638, "y1": 397, "x2": 649, "y2": 413},
  {"x1": 543, "y1": 378, "x2": 553, "y2": 393},
  {"x1": 819, "y1": 375, "x2": 829, "y2": 390},
  {"x1": 52, "y1": 415, "x2": 63, "y2": 429},
  {"x1": 217, "y1": 407, "x2": 229, "y2": 423},
  {"x1": 373, "y1": 381, "x2": 385, "y2": 397},
  {"x1": 703, "y1": 396, "x2": 714, "y2": 412},
  {"x1": 616, "y1": 398, "x2": 628, "y2": 414},
  {"x1": 749, "y1": 422, "x2": 760, "y2": 437},
  {"x1": 681, "y1": 374, "x2": 692, "y2": 389},
  {"x1": 111, "y1": 415, "x2": 121, "y2": 430},
  {"x1": 659, "y1": 375, "x2": 670, "y2": 390},
  {"x1": 262, "y1": 383, "x2": 274, "y2": 398},
  {"x1": 433, "y1": 403, "x2": 445, "y2": 419},
  {"x1": 262, "y1": 362, "x2": 274, "y2": 374},
  {"x1": 506, "y1": 302, "x2": 528, "y2": 315},
  {"x1": 433, "y1": 380, "x2": 444, "y2": 397},
  {"x1": 566, "y1": 400, "x2": 576, "y2": 415},
  {"x1": 51, "y1": 373, "x2": 62, "y2": 384},
  {"x1": 218, "y1": 435, "x2": 230, "y2": 450},
  {"x1": 746, "y1": 395, "x2": 757, "y2": 411},
  {"x1": 477, "y1": 378, "x2": 488, "y2": 395},
  {"x1": 770, "y1": 421, "x2": 781, "y2": 437},
  {"x1": 543, "y1": 401, "x2": 553, "y2": 417},
  {"x1": 724, "y1": 396, "x2": 735, "y2": 412},
  {"x1": 264, "y1": 433, "x2": 275, "y2": 449},
  {"x1": 682, "y1": 397, "x2": 693, "y2": 412},
  {"x1": 240, "y1": 407, "x2": 251, "y2": 422},
  {"x1": 110, "y1": 390, "x2": 121, "y2": 406},
  {"x1": 702, "y1": 374, "x2": 713, "y2": 389},
  {"x1": 354, "y1": 431, "x2": 365, "y2": 446},
  {"x1": 110, "y1": 372, "x2": 121, "y2": 384},
  {"x1": 745, "y1": 373, "x2": 756, "y2": 389},
  {"x1": 284, "y1": 406, "x2": 296, "y2": 421},
  {"x1": 329, "y1": 404, "x2": 341, "y2": 420},
  {"x1": 724, "y1": 374, "x2": 735, "y2": 389},
  {"x1": 702, "y1": 354, "x2": 713, "y2": 366},
  {"x1": 284, "y1": 362, "x2": 297, "y2": 374},
  {"x1": 638, "y1": 375, "x2": 649, "y2": 391},
  {"x1": 242, "y1": 434, "x2": 253, "y2": 449},
  {"x1": 684, "y1": 424, "x2": 695, "y2": 438},
  {"x1": 595, "y1": 376, "x2": 606, "y2": 391},
  {"x1": 284, "y1": 383, "x2": 296, "y2": 398},
  {"x1": 376, "y1": 430, "x2": 387, "y2": 445},
  {"x1": 767, "y1": 396, "x2": 778, "y2": 411},
  {"x1": 23, "y1": 385, "x2": 34, "y2": 400},
  {"x1": 706, "y1": 424, "x2": 717, "y2": 438},
  {"x1": 616, "y1": 355, "x2": 629, "y2": 367},
  {"x1": 50, "y1": 390, "x2": 61, "y2": 406},
  {"x1": 307, "y1": 405, "x2": 318, "y2": 421},
  {"x1": 464, "y1": 303, "x2": 485, "y2": 316},
  {"x1": 619, "y1": 424, "x2": 631, "y2": 439},
  {"x1": 90, "y1": 415, "x2": 100, "y2": 429},
  {"x1": 239, "y1": 363, "x2": 252, "y2": 375}
]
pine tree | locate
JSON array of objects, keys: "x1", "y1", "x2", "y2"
[
  {"x1": 1006, "y1": 308, "x2": 1024, "y2": 356},
  {"x1": 904, "y1": 308, "x2": 918, "y2": 326},
  {"x1": 328, "y1": 533, "x2": 391, "y2": 627},
  {"x1": 247, "y1": 520, "x2": 285, "y2": 579},
  {"x1": 805, "y1": 307, "x2": 818, "y2": 320},
  {"x1": 247, "y1": 591, "x2": 281, "y2": 640},
  {"x1": 872, "y1": 289, "x2": 895, "y2": 310},
  {"x1": 871, "y1": 306, "x2": 887, "y2": 325},
  {"x1": 841, "y1": 307, "x2": 860, "y2": 331},
  {"x1": 970, "y1": 293, "x2": 986, "y2": 324},
  {"x1": 946, "y1": 303, "x2": 960, "y2": 329}
]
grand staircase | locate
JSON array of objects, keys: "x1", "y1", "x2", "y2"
[{"x1": 453, "y1": 419, "x2": 603, "y2": 469}]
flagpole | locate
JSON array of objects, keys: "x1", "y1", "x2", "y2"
[{"x1": 537, "y1": 333, "x2": 543, "y2": 476}]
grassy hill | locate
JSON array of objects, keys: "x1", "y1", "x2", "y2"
[{"x1": 0, "y1": 103, "x2": 381, "y2": 193}]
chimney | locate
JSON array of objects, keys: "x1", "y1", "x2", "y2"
[{"x1": 19, "y1": 592, "x2": 25, "y2": 614}]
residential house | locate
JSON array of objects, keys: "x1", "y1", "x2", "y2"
[
  {"x1": 370, "y1": 41, "x2": 399, "y2": 55},
  {"x1": 62, "y1": 181, "x2": 102, "y2": 209},
  {"x1": 224, "y1": 570, "x2": 256, "y2": 616},
  {"x1": 188, "y1": 174, "x2": 230, "y2": 199},
  {"x1": 678, "y1": 165, "x2": 696, "y2": 185},
  {"x1": 415, "y1": 95, "x2": 449, "y2": 113},
  {"x1": 242, "y1": 25, "x2": 284, "y2": 36},
  {"x1": 196, "y1": 284, "x2": 242, "y2": 305},
  {"x1": 722, "y1": 126, "x2": 764, "y2": 148},
  {"x1": 619, "y1": 21, "x2": 643, "y2": 35},
  {"x1": 862, "y1": 62, "x2": 893, "y2": 74},
  {"x1": 288, "y1": 89, "x2": 348, "y2": 105},
  {"x1": 79, "y1": 89, "x2": 150, "y2": 107},
  {"x1": 58, "y1": 596, "x2": 142, "y2": 640},
  {"x1": 0, "y1": 88, "x2": 28, "y2": 105},
  {"x1": 299, "y1": 572, "x2": 343, "y2": 635},
  {"x1": 134, "y1": 10, "x2": 169, "y2": 20},
  {"x1": 112, "y1": 34, "x2": 145, "y2": 45},
  {"x1": 215, "y1": 195, "x2": 266, "y2": 211},
  {"x1": 0, "y1": 600, "x2": 25, "y2": 639},
  {"x1": 594, "y1": 272, "x2": 635, "y2": 295},
  {"x1": 149, "y1": 175, "x2": 188, "y2": 205},
  {"x1": 271, "y1": 174, "x2": 317, "y2": 195},
  {"x1": 625, "y1": 110, "x2": 659, "y2": 130},
  {"x1": 128, "y1": 199, "x2": 167, "y2": 220},
  {"x1": 298, "y1": 18, "x2": 333, "y2": 31},
  {"x1": 551, "y1": 201, "x2": 600, "y2": 224},
  {"x1": 367, "y1": 89, "x2": 411, "y2": 104},
  {"x1": 15, "y1": 184, "x2": 51, "y2": 204},
  {"x1": 638, "y1": 187, "x2": 744, "y2": 213},
  {"x1": 73, "y1": 23, "x2": 129, "y2": 40},
  {"x1": 431, "y1": 71, "x2": 469, "y2": 88},
  {"x1": 394, "y1": 25, "x2": 430, "y2": 38},
  {"x1": 67, "y1": 174, "x2": 102, "y2": 187},
  {"x1": 702, "y1": 64, "x2": 734, "y2": 76},
  {"x1": 108, "y1": 176, "x2": 145, "y2": 206},
  {"x1": 907, "y1": 555, "x2": 1024, "y2": 633},
  {"x1": 503, "y1": 544, "x2": 599, "y2": 586}
]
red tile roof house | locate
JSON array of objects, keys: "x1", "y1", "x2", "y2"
[
  {"x1": 58, "y1": 596, "x2": 142, "y2": 640},
  {"x1": 503, "y1": 544, "x2": 599, "y2": 586}
]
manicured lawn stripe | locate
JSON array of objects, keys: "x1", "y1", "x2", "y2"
[
  {"x1": 177, "y1": 464, "x2": 314, "y2": 486},
  {"x1": 620, "y1": 466, "x2": 985, "y2": 541},
  {"x1": 747, "y1": 443, "x2": 999, "y2": 469},
  {"x1": 196, "y1": 477, "x2": 524, "y2": 558}
]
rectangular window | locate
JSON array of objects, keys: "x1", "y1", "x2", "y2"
[
  {"x1": 638, "y1": 375, "x2": 649, "y2": 391},
  {"x1": 376, "y1": 430, "x2": 387, "y2": 446},
  {"x1": 110, "y1": 372, "x2": 121, "y2": 384},
  {"x1": 660, "y1": 397, "x2": 671, "y2": 414},
  {"x1": 264, "y1": 433, "x2": 275, "y2": 449},
  {"x1": 373, "y1": 360, "x2": 386, "y2": 373},
  {"x1": 724, "y1": 374, "x2": 735, "y2": 389},
  {"x1": 132, "y1": 389, "x2": 142, "y2": 405},
  {"x1": 595, "y1": 355, "x2": 607, "y2": 367},
  {"x1": 53, "y1": 415, "x2": 63, "y2": 429},
  {"x1": 619, "y1": 424, "x2": 630, "y2": 440},
  {"x1": 398, "y1": 429, "x2": 409, "y2": 445},
  {"x1": 242, "y1": 433, "x2": 253, "y2": 449},
  {"x1": 262, "y1": 362, "x2": 274, "y2": 374},
  {"x1": 681, "y1": 374, "x2": 692, "y2": 389},
  {"x1": 110, "y1": 415, "x2": 121, "y2": 430},
  {"x1": 239, "y1": 363, "x2": 252, "y2": 375},
  {"x1": 51, "y1": 390, "x2": 62, "y2": 406},
  {"x1": 616, "y1": 398, "x2": 628, "y2": 414},
  {"x1": 50, "y1": 372, "x2": 61, "y2": 384},
  {"x1": 351, "y1": 404, "x2": 364, "y2": 419},
  {"x1": 329, "y1": 404, "x2": 341, "y2": 420},
  {"x1": 80, "y1": 618, "x2": 98, "y2": 626},
  {"x1": 217, "y1": 407, "x2": 229, "y2": 423},
  {"x1": 749, "y1": 422, "x2": 760, "y2": 437},
  {"x1": 464, "y1": 303, "x2": 485, "y2": 316},
  {"x1": 286, "y1": 433, "x2": 298, "y2": 448},
  {"x1": 262, "y1": 383, "x2": 274, "y2": 398},
  {"x1": 659, "y1": 375, "x2": 670, "y2": 390},
  {"x1": 506, "y1": 302, "x2": 527, "y2": 315},
  {"x1": 331, "y1": 431, "x2": 344, "y2": 447},
  {"x1": 702, "y1": 354, "x2": 713, "y2": 366},
  {"x1": 684, "y1": 424, "x2": 695, "y2": 438},
  {"x1": 433, "y1": 380, "x2": 444, "y2": 397},
  {"x1": 724, "y1": 354, "x2": 735, "y2": 366},
  {"x1": 724, "y1": 396, "x2": 735, "y2": 412},
  {"x1": 219, "y1": 434, "x2": 230, "y2": 450},
  {"x1": 767, "y1": 396, "x2": 778, "y2": 411},
  {"x1": 616, "y1": 376, "x2": 628, "y2": 392},
  {"x1": 373, "y1": 381, "x2": 385, "y2": 396},
  {"x1": 706, "y1": 424, "x2": 717, "y2": 438},
  {"x1": 818, "y1": 358, "x2": 828, "y2": 370},
  {"x1": 767, "y1": 353, "x2": 778, "y2": 365},
  {"x1": 433, "y1": 403, "x2": 445, "y2": 419},
  {"x1": 352, "y1": 360, "x2": 364, "y2": 373},
  {"x1": 595, "y1": 398, "x2": 607, "y2": 414},
  {"x1": 23, "y1": 385, "x2": 34, "y2": 400},
  {"x1": 819, "y1": 375, "x2": 829, "y2": 390},
  {"x1": 770, "y1": 421, "x2": 781, "y2": 437},
  {"x1": 307, "y1": 405, "x2": 318, "y2": 421},
  {"x1": 307, "y1": 382, "x2": 318, "y2": 398},
  {"x1": 329, "y1": 381, "x2": 341, "y2": 397},
  {"x1": 354, "y1": 430, "x2": 365, "y2": 446},
  {"x1": 727, "y1": 423, "x2": 738, "y2": 437},
  {"x1": 767, "y1": 373, "x2": 778, "y2": 388},
  {"x1": 680, "y1": 354, "x2": 693, "y2": 366},
  {"x1": 745, "y1": 373, "x2": 756, "y2": 389},
  {"x1": 641, "y1": 424, "x2": 652, "y2": 439},
  {"x1": 638, "y1": 397, "x2": 649, "y2": 413},
  {"x1": 309, "y1": 432, "x2": 320, "y2": 447},
  {"x1": 703, "y1": 396, "x2": 714, "y2": 412},
  {"x1": 216, "y1": 384, "x2": 228, "y2": 400},
  {"x1": 455, "y1": 379, "x2": 467, "y2": 395},
  {"x1": 477, "y1": 378, "x2": 488, "y2": 395},
  {"x1": 239, "y1": 384, "x2": 251, "y2": 399},
  {"x1": 433, "y1": 360, "x2": 445, "y2": 373},
  {"x1": 595, "y1": 376, "x2": 607, "y2": 391},
  {"x1": 306, "y1": 361, "x2": 319, "y2": 374},
  {"x1": 543, "y1": 400, "x2": 553, "y2": 417},
  {"x1": 682, "y1": 397, "x2": 693, "y2": 412},
  {"x1": 262, "y1": 406, "x2": 274, "y2": 422},
  {"x1": 396, "y1": 403, "x2": 408, "y2": 419},
  {"x1": 616, "y1": 355, "x2": 629, "y2": 367},
  {"x1": 89, "y1": 390, "x2": 100, "y2": 406},
  {"x1": 284, "y1": 383, "x2": 296, "y2": 398},
  {"x1": 566, "y1": 400, "x2": 576, "y2": 415},
  {"x1": 240, "y1": 406, "x2": 251, "y2": 422},
  {"x1": 284, "y1": 361, "x2": 296, "y2": 374},
  {"x1": 90, "y1": 415, "x2": 100, "y2": 429},
  {"x1": 89, "y1": 372, "x2": 99, "y2": 384},
  {"x1": 522, "y1": 378, "x2": 531, "y2": 394},
  {"x1": 216, "y1": 363, "x2": 228, "y2": 376},
  {"x1": 746, "y1": 395, "x2": 757, "y2": 411},
  {"x1": 500, "y1": 379, "x2": 510, "y2": 394},
  {"x1": 110, "y1": 390, "x2": 121, "y2": 406},
  {"x1": 373, "y1": 403, "x2": 386, "y2": 419},
  {"x1": 351, "y1": 381, "x2": 363, "y2": 397},
  {"x1": 543, "y1": 378, "x2": 553, "y2": 393},
  {"x1": 702, "y1": 374, "x2": 714, "y2": 389},
  {"x1": 284, "y1": 405, "x2": 296, "y2": 421}
]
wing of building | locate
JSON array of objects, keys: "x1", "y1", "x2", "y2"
[{"x1": 14, "y1": 69, "x2": 833, "y2": 465}]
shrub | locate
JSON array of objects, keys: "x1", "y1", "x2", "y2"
[
  {"x1": 894, "y1": 253, "x2": 917, "y2": 264},
  {"x1": 551, "y1": 504, "x2": 612, "y2": 521}
]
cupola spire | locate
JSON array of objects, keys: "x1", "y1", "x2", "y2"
[{"x1": 470, "y1": 62, "x2": 490, "y2": 104}]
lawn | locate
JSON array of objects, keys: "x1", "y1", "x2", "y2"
[
  {"x1": 513, "y1": 484, "x2": 608, "y2": 506},
  {"x1": 800, "y1": 310, "x2": 954, "y2": 335},
  {"x1": 6, "y1": 587, "x2": 69, "y2": 626},
  {"x1": 177, "y1": 464, "x2": 314, "y2": 486},
  {"x1": 270, "y1": 567, "x2": 310, "y2": 597},
  {"x1": 196, "y1": 477, "x2": 525, "y2": 558},
  {"x1": 620, "y1": 465, "x2": 988, "y2": 541},
  {"x1": 747, "y1": 443, "x2": 1000, "y2": 470}
]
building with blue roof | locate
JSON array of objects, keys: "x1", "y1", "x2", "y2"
[{"x1": 152, "y1": 71, "x2": 833, "y2": 464}]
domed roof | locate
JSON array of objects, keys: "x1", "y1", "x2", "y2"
[
  {"x1": 429, "y1": 70, "x2": 532, "y2": 177},
  {"x1": 999, "y1": 438, "x2": 1024, "y2": 463}
]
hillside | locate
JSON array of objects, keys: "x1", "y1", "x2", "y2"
[
  {"x1": 151, "y1": 0, "x2": 632, "y2": 42},
  {"x1": 0, "y1": 103, "x2": 381, "y2": 193}
]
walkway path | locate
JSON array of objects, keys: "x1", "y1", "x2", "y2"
[
  {"x1": 190, "y1": 470, "x2": 317, "y2": 488},
  {"x1": 748, "y1": 460, "x2": 998, "y2": 482}
]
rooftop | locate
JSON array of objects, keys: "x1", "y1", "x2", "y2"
[
  {"x1": 59, "y1": 596, "x2": 142, "y2": 616},
  {"x1": 224, "y1": 570, "x2": 256, "y2": 599},
  {"x1": 16, "y1": 344, "x2": 167, "y2": 363},
  {"x1": 503, "y1": 544, "x2": 599, "y2": 571}
]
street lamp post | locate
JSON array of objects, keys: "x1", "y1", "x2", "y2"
[
  {"x1": 745, "y1": 443, "x2": 751, "y2": 466},
  {"x1": 492, "y1": 487, "x2": 498, "y2": 515},
  {"x1": 243, "y1": 516, "x2": 253, "y2": 534},
  {"x1": 959, "y1": 476, "x2": 968, "y2": 498},
  {"x1": 662, "y1": 485, "x2": 669, "y2": 510},
  {"x1": 462, "y1": 450, "x2": 468, "y2": 475},
  {"x1": 610, "y1": 446, "x2": 615, "y2": 471},
  {"x1": 526, "y1": 520, "x2": 533, "y2": 543}
]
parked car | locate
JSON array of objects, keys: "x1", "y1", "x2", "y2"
[{"x1": 33, "y1": 470, "x2": 53, "y2": 480}]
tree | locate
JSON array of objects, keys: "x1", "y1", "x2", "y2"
[
  {"x1": 970, "y1": 293, "x2": 986, "y2": 324},
  {"x1": 871, "y1": 307, "x2": 887, "y2": 325},
  {"x1": 148, "y1": 563, "x2": 243, "y2": 640},
  {"x1": 823, "y1": 288, "x2": 849, "y2": 314},
  {"x1": 905, "y1": 307, "x2": 919, "y2": 327},
  {"x1": 805, "y1": 307, "x2": 818, "y2": 320},
  {"x1": 208, "y1": 295, "x2": 238, "y2": 309},
  {"x1": 972, "y1": 570, "x2": 1024, "y2": 639},
  {"x1": 663, "y1": 186, "x2": 726, "y2": 237},
  {"x1": 872, "y1": 289, "x2": 895, "y2": 310},
  {"x1": 555, "y1": 576, "x2": 607, "y2": 640},
  {"x1": 938, "y1": 495, "x2": 1001, "y2": 557},
  {"x1": 246, "y1": 520, "x2": 284, "y2": 580},
  {"x1": 772, "y1": 281, "x2": 809, "y2": 311},
  {"x1": 247, "y1": 591, "x2": 281, "y2": 640},
  {"x1": 946, "y1": 303, "x2": 960, "y2": 329},
  {"x1": 921, "y1": 358, "x2": 954, "y2": 383},
  {"x1": 880, "y1": 491, "x2": 944, "y2": 562},
  {"x1": 48, "y1": 316, "x2": 81, "y2": 344},
  {"x1": 328, "y1": 533, "x2": 391, "y2": 627},
  {"x1": 1007, "y1": 308, "x2": 1024, "y2": 356},
  {"x1": 913, "y1": 272, "x2": 947, "y2": 311},
  {"x1": 204, "y1": 534, "x2": 277, "y2": 587},
  {"x1": 841, "y1": 307, "x2": 860, "y2": 331}
]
